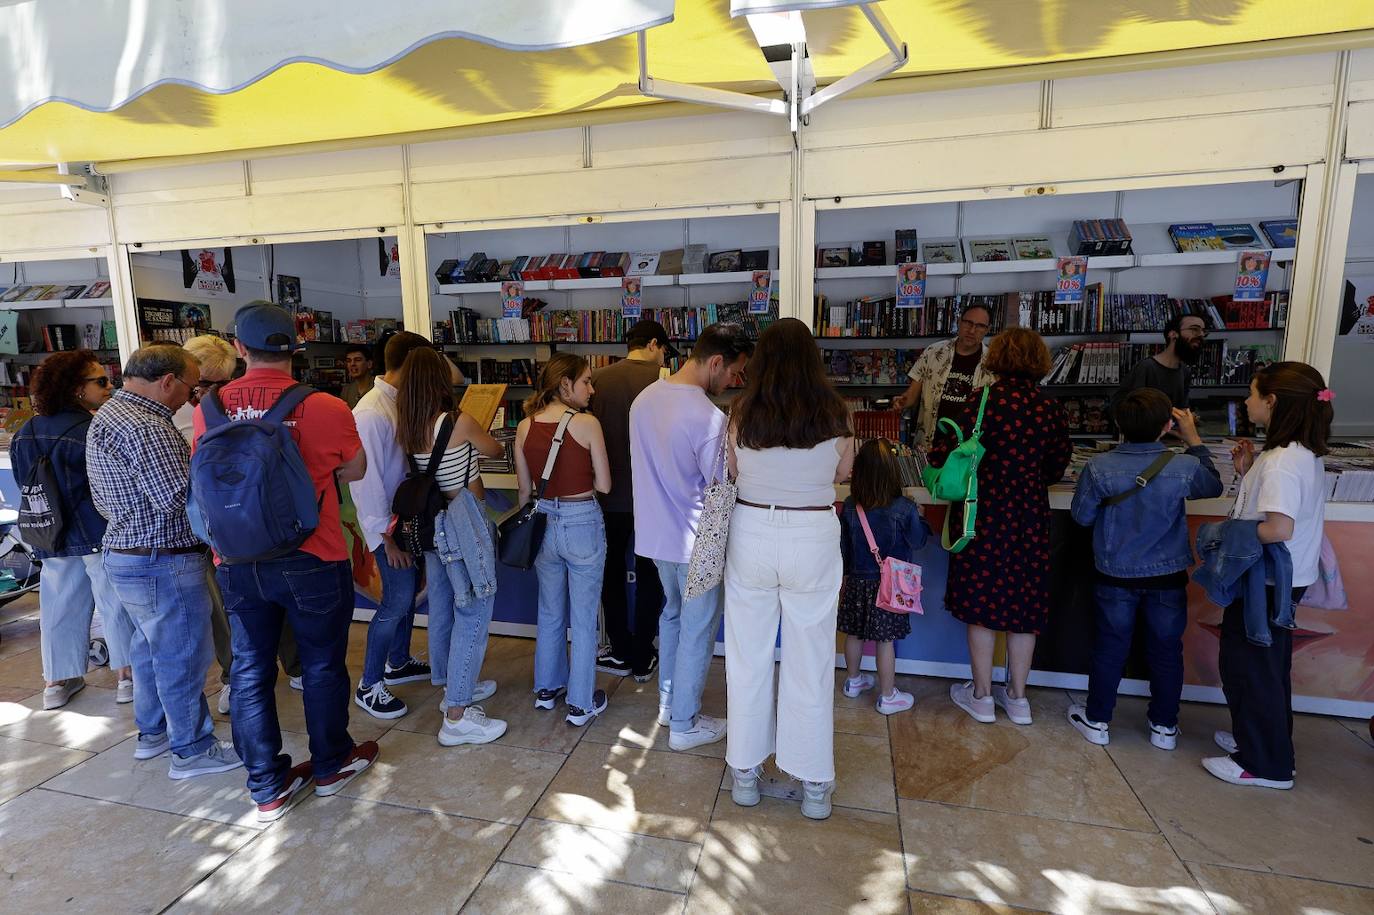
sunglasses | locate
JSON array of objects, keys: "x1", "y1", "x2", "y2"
[{"x1": 82, "y1": 375, "x2": 111, "y2": 388}]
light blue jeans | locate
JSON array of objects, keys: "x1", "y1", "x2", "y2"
[
  {"x1": 533, "y1": 498, "x2": 606, "y2": 711},
  {"x1": 425, "y1": 551, "x2": 496, "y2": 708},
  {"x1": 103, "y1": 549, "x2": 217, "y2": 758},
  {"x1": 38, "y1": 553, "x2": 136, "y2": 681},
  {"x1": 654, "y1": 560, "x2": 723, "y2": 733}
]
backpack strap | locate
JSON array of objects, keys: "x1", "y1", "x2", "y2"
[
  {"x1": 200, "y1": 387, "x2": 229, "y2": 429},
  {"x1": 854, "y1": 504, "x2": 884, "y2": 564},
  {"x1": 422, "y1": 414, "x2": 456, "y2": 478},
  {"x1": 1102, "y1": 450, "x2": 1175, "y2": 507},
  {"x1": 533, "y1": 410, "x2": 576, "y2": 502}
]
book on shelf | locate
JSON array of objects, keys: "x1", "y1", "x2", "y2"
[
  {"x1": 813, "y1": 293, "x2": 1006, "y2": 338},
  {"x1": 1012, "y1": 237, "x2": 1055, "y2": 260},
  {"x1": 57, "y1": 284, "x2": 88, "y2": 301},
  {"x1": 859, "y1": 242, "x2": 886, "y2": 267},
  {"x1": 21, "y1": 285, "x2": 53, "y2": 301},
  {"x1": 816, "y1": 247, "x2": 852, "y2": 268},
  {"x1": 1044, "y1": 339, "x2": 1276, "y2": 389},
  {"x1": 708, "y1": 250, "x2": 742, "y2": 273},
  {"x1": 1168, "y1": 223, "x2": 1225, "y2": 252},
  {"x1": 1069, "y1": 219, "x2": 1133, "y2": 256},
  {"x1": 682, "y1": 245, "x2": 709, "y2": 275},
  {"x1": 1213, "y1": 223, "x2": 1264, "y2": 249},
  {"x1": 966, "y1": 239, "x2": 1013, "y2": 263},
  {"x1": 82, "y1": 281, "x2": 112, "y2": 299},
  {"x1": 1259, "y1": 219, "x2": 1298, "y2": 248},
  {"x1": 99, "y1": 320, "x2": 118, "y2": 350},
  {"x1": 741, "y1": 249, "x2": 770, "y2": 271},
  {"x1": 823, "y1": 348, "x2": 920, "y2": 385},
  {"x1": 42, "y1": 324, "x2": 79, "y2": 352},
  {"x1": 626, "y1": 252, "x2": 660, "y2": 276},
  {"x1": 894, "y1": 229, "x2": 920, "y2": 264},
  {"x1": 0, "y1": 312, "x2": 16, "y2": 355},
  {"x1": 656, "y1": 249, "x2": 685, "y2": 275},
  {"x1": 921, "y1": 240, "x2": 960, "y2": 264}
]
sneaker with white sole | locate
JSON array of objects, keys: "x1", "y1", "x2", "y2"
[
  {"x1": 1214, "y1": 730, "x2": 1238, "y2": 754},
  {"x1": 657, "y1": 688, "x2": 672, "y2": 727},
  {"x1": 1067, "y1": 703, "x2": 1109, "y2": 745},
  {"x1": 288, "y1": 676, "x2": 303, "y2": 691},
  {"x1": 992, "y1": 685, "x2": 1032, "y2": 725},
  {"x1": 801, "y1": 780, "x2": 835, "y2": 820},
  {"x1": 169, "y1": 740, "x2": 243, "y2": 780},
  {"x1": 1202, "y1": 755, "x2": 1293, "y2": 789},
  {"x1": 843, "y1": 673, "x2": 876, "y2": 698},
  {"x1": 383, "y1": 657, "x2": 431, "y2": 686},
  {"x1": 354, "y1": 682, "x2": 407, "y2": 720},
  {"x1": 595, "y1": 654, "x2": 632, "y2": 677},
  {"x1": 668, "y1": 714, "x2": 726, "y2": 751},
  {"x1": 216, "y1": 685, "x2": 232, "y2": 715},
  {"x1": 533, "y1": 686, "x2": 566, "y2": 710},
  {"x1": 950, "y1": 681, "x2": 995, "y2": 723},
  {"x1": 438, "y1": 707, "x2": 508, "y2": 746},
  {"x1": 632, "y1": 655, "x2": 658, "y2": 684},
  {"x1": 314, "y1": 740, "x2": 379, "y2": 796},
  {"x1": 134, "y1": 731, "x2": 171, "y2": 760},
  {"x1": 257, "y1": 761, "x2": 313, "y2": 823},
  {"x1": 42, "y1": 677, "x2": 85, "y2": 710},
  {"x1": 731, "y1": 766, "x2": 761, "y2": 807},
  {"x1": 1148, "y1": 720, "x2": 1178, "y2": 751},
  {"x1": 115, "y1": 678, "x2": 134, "y2": 705},
  {"x1": 877, "y1": 689, "x2": 914, "y2": 715},
  {"x1": 565, "y1": 689, "x2": 608, "y2": 727},
  {"x1": 438, "y1": 680, "x2": 497, "y2": 713}
]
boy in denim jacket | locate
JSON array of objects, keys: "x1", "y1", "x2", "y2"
[{"x1": 1068, "y1": 389, "x2": 1223, "y2": 749}]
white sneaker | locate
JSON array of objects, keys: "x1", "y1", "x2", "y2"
[
  {"x1": 42, "y1": 677, "x2": 85, "y2": 710},
  {"x1": 115, "y1": 678, "x2": 134, "y2": 705},
  {"x1": 288, "y1": 676, "x2": 303, "y2": 691},
  {"x1": 801, "y1": 780, "x2": 835, "y2": 820},
  {"x1": 1067, "y1": 703, "x2": 1109, "y2": 746},
  {"x1": 667, "y1": 715, "x2": 726, "y2": 751},
  {"x1": 843, "y1": 673, "x2": 876, "y2": 698},
  {"x1": 876, "y1": 689, "x2": 914, "y2": 715},
  {"x1": 1148, "y1": 720, "x2": 1178, "y2": 751},
  {"x1": 731, "y1": 766, "x2": 761, "y2": 807},
  {"x1": 992, "y1": 685, "x2": 1032, "y2": 725},
  {"x1": 438, "y1": 680, "x2": 498, "y2": 713},
  {"x1": 1214, "y1": 730, "x2": 1238, "y2": 754},
  {"x1": 657, "y1": 688, "x2": 671, "y2": 727},
  {"x1": 216, "y1": 686, "x2": 231, "y2": 715},
  {"x1": 1202, "y1": 755, "x2": 1293, "y2": 789},
  {"x1": 438, "y1": 707, "x2": 508, "y2": 746},
  {"x1": 950, "y1": 682, "x2": 995, "y2": 723}
]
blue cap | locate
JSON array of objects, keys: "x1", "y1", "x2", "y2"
[{"x1": 234, "y1": 302, "x2": 299, "y2": 352}]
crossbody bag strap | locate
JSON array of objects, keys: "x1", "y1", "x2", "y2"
[
  {"x1": 970, "y1": 386, "x2": 991, "y2": 437},
  {"x1": 533, "y1": 410, "x2": 576, "y2": 501},
  {"x1": 1102, "y1": 450, "x2": 1176, "y2": 506},
  {"x1": 854, "y1": 504, "x2": 884, "y2": 564}
]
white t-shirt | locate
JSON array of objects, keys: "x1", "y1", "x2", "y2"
[{"x1": 1230, "y1": 443, "x2": 1326, "y2": 587}]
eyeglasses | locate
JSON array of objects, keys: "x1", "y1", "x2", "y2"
[
  {"x1": 168, "y1": 375, "x2": 198, "y2": 393},
  {"x1": 959, "y1": 319, "x2": 991, "y2": 332},
  {"x1": 82, "y1": 375, "x2": 111, "y2": 388},
  {"x1": 1180, "y1": 325, "x2": 1208, "y2": 338}
]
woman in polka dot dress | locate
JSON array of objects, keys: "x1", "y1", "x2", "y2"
[{"x1": 927, "y1": 328, "x2": 1072, "y2": 726}]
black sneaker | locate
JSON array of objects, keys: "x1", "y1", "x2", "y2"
[
  {"x1": 632, "y1": 655, "x2": 659, "y2": 683},
  {"x1": 595, "y1": 654, "x2": 632, "y2": 677},
  {"x1": 533, "y1": 686, "x2": 566, "y2": 710},
  {"x1": 355, "y1": 682, "x2": 408, "y2": 720},
  {"x1": 383, "y1": 657, "x2": 432, "y2": 686},
  {"x1": 566, "y1": 689, "x2": 609, "y2": 727}
]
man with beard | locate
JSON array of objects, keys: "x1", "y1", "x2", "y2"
[{"x1": 1113, "y1": 314, "x2": 1207, "y2": 412}]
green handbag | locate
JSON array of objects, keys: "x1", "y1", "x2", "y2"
[{"x1": 920, "y1": 387, "x2": 990, "y2": 553}]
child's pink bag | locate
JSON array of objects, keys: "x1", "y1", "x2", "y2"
[{"x1": 855, "y1": 504, "x2": 924, "y2": 614}]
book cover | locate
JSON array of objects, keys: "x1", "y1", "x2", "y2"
[
  {"x1": 741, "y1": 249, "x2": 770, "y2": 271},
  {"x1": 0, "y1": 285, "x2": 28, "y2": 303},
  {"x1": 21, "y1": 285, "x2": 53, "y2": 301},
  {"x1": 1259, "y1": 219, "x2": 1298, "y2": 248},
  {"x1": 626, "y1": 251, "x2": 661, "y2": 276},
  {"x1": 656, "y1": 249, "x2": 685, "y2": 275},
  {"x1": 81, "y1": 281, "x2": 111, "y2": 299},
  {"x1": 895, "y1": 229, "x2": 920, "y2": 263},
  {"x1": 138, "y1": 300, "x2": 178, "y2": 329},
  {"x1": 99, "y1": 320, "x2": 118, "y2": 349},
  {"x1": 816, "y1": 248, "x2": 851, "y2": 268},
  {"x1": 708, "y1": 250, "x2": 742, "y2": 273},
  {"x1": 921, "y1": 241, "x2": 959, "y2": 264},
  {"x1": 1213, "y1": 223, "x2": 1263, "y2": 250},
  {"x1": 316, "y1": 310, "x2": 334, "y2": 342},
  {"x1": 0, "y1": 311, "x2": 16, "y2": 355},
  {"x1": 1168, "y1": 223, "x2": 1224, "y2": 252},
  {"x1": 682, "y1": 245, "x2": 708, "y2": 274},
  {"x1": 1012, "y1": 237, "x2": 1055, "y2": 260},
  {"x1": 179, "y1": 302, "x2": 212, "y2": 330},
  {"x1": 967, "y1": 239, "x2": 1013, "y2": 263},
  {"x1": 860, "y1": 241, "x2": 886, "y2": 267},
  {"x1": 57, "y1": 284, "x2": 88, "y2": 301},
  {"x1": 459, "y1": 383, "x2": 509, "y2": 433}
]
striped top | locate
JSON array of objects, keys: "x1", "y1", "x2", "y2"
[{"x1": 411, "y1": 414, "x2": 478, "y2": 494}]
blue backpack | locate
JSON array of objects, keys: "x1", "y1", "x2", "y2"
[{"x1": 188, "y1": 383, "x2": 321, "y2": 564}]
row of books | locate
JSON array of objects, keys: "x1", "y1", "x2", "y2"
[
  {"x1": 1169, "y1": 220, "x2": 1296, "y2": 252},
  {"x1": 0, "y1": 281, "x2": 111, "y2": 304},
  {"x1": 823, "y1": 349, "x2": 920, "y2": 385},
  {"x1": 1069, "y1": 220, "x2": 1133, "y2": 256},
  {"x1": 1045, "y1": 341, "x2": 1277, "y2": 387},
  {"x1": 814, "y1": 294, "x2": 1007, "y2": 338},
  {"x1": 466, "y1": 358, "x2": 538, "y2": 386},
  {"x1": 1324, "y1": 458, "x2": 1374, "y2": 502},
  {"x1": 438, "y1": 303, "x2": 778, "y2": 345},
  {"x1": 1012, "y1": 288, "x2": 1288, "y2": 334},
  {"x1": 435, "y1": 245, "x2": 769, "y2": 285}
]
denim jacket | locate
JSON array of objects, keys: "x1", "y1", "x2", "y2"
[
  {"x1": 1193, "y1": 519, "x2": 1295, "y2": 647},
  {"x1": 839, "y1": 496, "x2": 930, "y2": 581},
  {"x1": 432, "y1": 489, "x2": 498, "y2": 607},
  {"x1": 9, "y1": 410, "x2": 105, "y2": 558},
  {"x1": 1069, "y1": 443, "x2": 1222, "y2": 578}
]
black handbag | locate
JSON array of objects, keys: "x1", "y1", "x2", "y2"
[{"x1": 497, "y1": 409, "x2": 575, "y2": 569}]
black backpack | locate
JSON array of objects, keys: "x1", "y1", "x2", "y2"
[
  {"x1": 390, "y1": 414, "x2": 454, "y2": 556},
  {"x1": 18, "y1": 415, "x2": 90, "y2": 554}
]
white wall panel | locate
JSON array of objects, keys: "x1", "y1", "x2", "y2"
[
  {"x1": 113, "y1": 186, "x2": 404, "y2": 244},
  {"x1": 407, "y1": 129, "x2": 584, "y2": 182},
  {"x1": 592, "y1": 111, "x2": 792, "y2": 167},
  {"x1": 804, "y1": 83, "x2": 1041, "y2": 149},
  {"x1": 248, "y1": 147, "x2": 404, "y2": 195},
  {"x1": 1346, "y1": 99, "x2": 1374, "y2": 159},
  {"x1": 109, "y1": 161, "x2": 246, "y2": 206},
  {"x1": 0, "y1": 206, "x2": 110, "y2": 253},
  {"x1": 1348, "y1": 47, "x2": 1374, "y2": 102}
]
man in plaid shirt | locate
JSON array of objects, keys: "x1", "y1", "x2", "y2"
[{"x1": 88, "y1": 345, "x2": 242, "y2": 779}]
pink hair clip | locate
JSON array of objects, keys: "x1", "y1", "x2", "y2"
[{"x1": 1317, "y1": 388, "x2": 1334, "y2": 402}]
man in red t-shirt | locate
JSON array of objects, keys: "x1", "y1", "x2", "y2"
[{"x1": 192, "y1": 302, "x2": 375, "y2": 822}]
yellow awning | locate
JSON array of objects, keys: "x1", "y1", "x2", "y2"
[{"x1": 3, "y1": 0, "x2": 1374, "y2": 167}]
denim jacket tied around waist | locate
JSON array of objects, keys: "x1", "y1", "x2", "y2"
[
  {"x1": 432, "y1": 488, "x2": 498, "y2": 607},
  {"x1": 1193, "y1": 518, "x2": 1294, "y2": 647}
]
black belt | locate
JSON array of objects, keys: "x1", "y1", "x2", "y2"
[
  {"x1": 737, "y1": 499, "x2": 834, "y2": 512},
  {"x1": 109, "y1": 545, "x2": 208, "y2": 556}
]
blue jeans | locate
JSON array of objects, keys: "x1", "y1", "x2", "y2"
[
  {"x1": 533, "y1": 499, "x2": 606, "y2": 711},
  {"x1": 360, "y1": 545, "x2": 418, "y2": 688},
  {"x1": 1086, "y1": 584, "x2": 1188, "y2": 728},
  {"x1": 38, "y1": 553, "x2": 136, "y2": 680},
  {"x1": 655, "y1": 560, "x2": 722, "y2": 733},
  {"x1": 103, "y1": 549, "x2": 216, "y2": 758},
  {"x1": 216, "y1": 553, "x2": 355, "y2": 804},
  {"x1": 425, "y1": 551, "x2": 495, "y2": 708}
]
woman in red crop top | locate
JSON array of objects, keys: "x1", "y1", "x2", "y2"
[{"x1": 514, "y1": 353, "x2": 612, "y2": 726}]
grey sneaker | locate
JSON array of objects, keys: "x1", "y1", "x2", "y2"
[
  {"x1": 134, "y1": 732, "x2": 171, "y2": 760},
  {"x1": 801, "y1": 780, "x2": 835, "y2": 820},
  {"x1": 731, "y1": 766, "x2": 761, "y2": 807},
  {"x1": 440, "y1": 681, "x2": 497, "y2": 712},
  {"x1": 42, "y1": 677, "x2": 85, "y2": 710},
  {"x1": 216, "y1": 685, "x2": 231, "y2": 715},
  {"x1": 438, "y1": 706, "x2": 508, "y2": 747},
  {"x1": 115, "y1": 678, "x2": 134, "y2": 705},
  {"x1": 169, "y1": 740, "x2": 244, "y2": 780}
]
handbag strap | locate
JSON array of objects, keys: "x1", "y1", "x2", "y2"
[
  {"x1": 709, "y1": 429, "x2": 731, "y2": 486},
  {"x1": 1102, "y1": 450, "x2": 1175, "y2": 506},
  {"x1": 854, "y1": 504, "x2": 885, "y2": 564},
  {"x1": 970, "y1": 386, "x2": 991, "y2": 437},
  {"x1": 533, "y1": 410, "x2": 576, "y2": 501}
]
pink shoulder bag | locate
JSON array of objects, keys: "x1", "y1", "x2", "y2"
[{"x1": 854, "y1": 504, "x2": 924, "y2": 615}]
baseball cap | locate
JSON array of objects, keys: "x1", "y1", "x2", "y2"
[
  {"x1": 625, "y1": 319, "x2": 680, "y2": 359},
  {"x1": 234, "y1": 301, "x2": 300, "y2": 352}
]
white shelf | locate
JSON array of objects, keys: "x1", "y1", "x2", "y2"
[
  {"x1": 551, "y1": 274, "x2": 675, "y2": 291},
  {"x1": 815, "y1": 255, "x2": 1131, "y2": 279},
  {"x1": 676, "y1": 271, "x2": 757, "y2": 285},
  {"x1": 63, "y1": 297, "x2": 114, "y2": 308},
  {"x1": 0, "y1": 296, "x2": 110, "y2": 311}
]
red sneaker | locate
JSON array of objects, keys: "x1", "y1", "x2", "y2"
[
  {"x1": 257, "y1": 761, "x2": 314, "y2": 823},
  {"x1": 314, "y1": 741, "x2": 380, "y2": 797}
]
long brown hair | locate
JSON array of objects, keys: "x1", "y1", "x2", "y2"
[
  {"x1": 394, "y1": 347, "x2": 454, "y2": 454},
  {"x1": 1254, "y1": 361, "x2": 1332, "y2": 457},
  {"x1": 523, "y1": 352, "x2": 588, "y2": 417},
  {"x1": 731, "y1": 317, "x2": 850, "y2": 449},
  {"x1": 851, "y1": 438, "x2": 902, "y2": 510}
]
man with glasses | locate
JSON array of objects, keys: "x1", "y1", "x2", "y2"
[
  {"x1": 1112, "y1": 314, "x2": 1206, "y2": 412},
  {"x1": 892, "y1": 304, "x2": 998, "y2": 448},
  {"x1": 87, "y1": 345, "x2": 243, "y2": 780}
]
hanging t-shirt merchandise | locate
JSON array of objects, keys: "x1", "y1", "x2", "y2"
[{"x1": 936, "y1": 349, "x2": 982, "y2": 426}]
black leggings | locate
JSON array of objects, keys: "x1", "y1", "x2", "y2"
[{"x1": 1217, "y1": 586, "x2": 1304, "y2": 781}]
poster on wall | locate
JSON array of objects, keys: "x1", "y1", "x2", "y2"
[
  {"x1": 1233, "y1": 249, "x2": 1271, "y2": 302},
  {"x1": 180, "y1": 247, "x2": 235, "y2": 297},
  {"x1": 501, "y1": 281, "x2": 524, "y2": 319},
  {"x1": 378, "y1": 238, "x2": 401, "y2": 278},
  {"x1": 1340, "y1": 278, "x2": 1374, "y2": 344},
  {"x1": 748, "y1": 270, "x2": 771, "y2": 314},
  {"x1": 1054, "y1": 256, "x2": 1087, "y2": 305},
  {"x1": 276, "y1": 274, "x2": 302, "y2": 308},
  {"x1": 895, "y1": 262, "x2": 926, "y2": 310},
  {"x1": 0, "y1": 311, "x2": 17, "y2": 355},
  {"x1": 620, "y1": 276, "x2": 642, "y2": 319}
]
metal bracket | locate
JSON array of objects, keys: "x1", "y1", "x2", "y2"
[{"x1": 799, "y1": 4, "x2": 906, "y2": 117}]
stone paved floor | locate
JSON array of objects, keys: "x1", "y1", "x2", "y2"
[{"x1": 1, "y1": 594, "x2": 1371, "y2": 914}]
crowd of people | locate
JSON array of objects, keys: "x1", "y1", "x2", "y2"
[{"x1": 10, "y1": 299, "x2": 1335, "y2": 823}]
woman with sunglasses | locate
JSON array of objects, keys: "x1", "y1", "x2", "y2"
[{"x1": 10, "y1": 350, "x2": 137, "y2": 709}]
